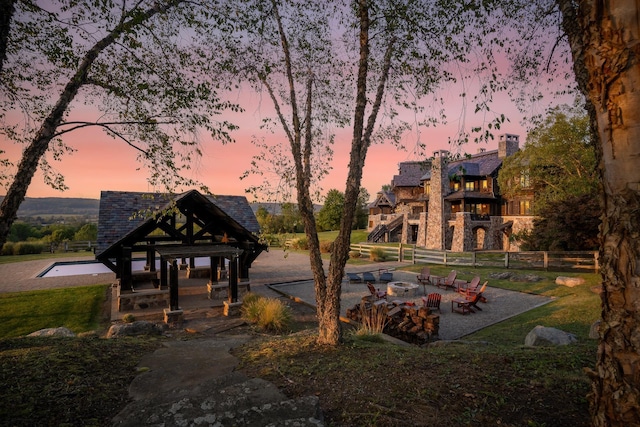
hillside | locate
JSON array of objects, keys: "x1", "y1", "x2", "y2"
[{"x1": 0, "y1": 197, "x2": 100, "y2": 218}]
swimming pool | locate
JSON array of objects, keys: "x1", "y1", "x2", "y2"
[{"x1": 39, "y1": 257, "x2": 213, "y2": 278}]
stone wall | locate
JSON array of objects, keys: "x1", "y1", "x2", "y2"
[{"x1": 426, "y1": 151, "x2": 450, "y2": 249}]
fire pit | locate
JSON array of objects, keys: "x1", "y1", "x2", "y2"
[{"x1": 386, "y1": 281, "x2": 419, "y2": 298}]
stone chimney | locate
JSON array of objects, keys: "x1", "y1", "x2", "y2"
[
  {"x1": 425, "y1": 150, "x2": 450, "y2": 250},
  {"x1": 498, "y1": 134, "x2": 519, "y2": 158}
]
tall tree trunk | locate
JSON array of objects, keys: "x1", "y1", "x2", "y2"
[
  {"x1": 558, "y1": 1, "x2": 640, "y2": 425},
  {"x1": 0, "y1": 0, "x2": 15, "y2": 75}
]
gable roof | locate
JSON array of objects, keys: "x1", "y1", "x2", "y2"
[
  {"x1": 421, "y1": 149, "x2": 503, "y2": 181},
  {"x1": 368, "y1": 191, "x2": 396, "y2": 209},
  {"x1": 96, "y1": 190, "x2": 262, "y2": 257},
  {"x1": 392, "y1": 161, "x2": 431, "y2": 187}
]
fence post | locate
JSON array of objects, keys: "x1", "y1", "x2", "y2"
[
  {"x1": 594, "y1": 251, "x2": 599, "y2": 272},
  {"x1": 398, "y1": 243, "x2": 402, "y2": 262},
  {"x1": 543, "y1": 252, "x2": 548, "y2": 270},
  {"x1": 412, "y1": 244, "x2": 416, "y2": 264},
  {"x1": 504, "y1": 252, "x2": 509, "y2": 268},
  {"x1": 472, "y1": 251, "x2": 476, "y2": 267},
  {"x1": 443, "y1": 251, "x2": 447, "y2": 265}
]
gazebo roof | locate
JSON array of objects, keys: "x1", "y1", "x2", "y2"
[{"x1": 96, "y1": 190, "x2": 265, "y2": 261}]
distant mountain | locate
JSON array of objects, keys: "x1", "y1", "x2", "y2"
[{"x1": 0, "y1": 197, "x2": 100, "y2": 218}]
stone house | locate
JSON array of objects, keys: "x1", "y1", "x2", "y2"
[{"x1": 368, "y1": 133, "x2": 534, "y2": 251}]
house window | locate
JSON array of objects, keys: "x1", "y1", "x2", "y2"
[
  {"x1": 465, "y1": 181, "x2": 476, "y2": 191},
  {"x1": 451, "y1": 181, "x2": 460, "y2": 191},
  {"x1": 424, "y1": 182, "x2": 430, "y2": 195},
  {"x1": 481, "y1": 179, "x2": 488, "y2": 191},
  {"x1": 520, "y1": 171, "x2": 530, "y2": 188},
  {"x1": 519, "y1": 200, "x2": 531, "y2": 215}
]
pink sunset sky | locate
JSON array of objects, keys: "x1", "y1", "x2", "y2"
[{"x1": 2, "y1": 101, "x2": 527, "y2": 203}]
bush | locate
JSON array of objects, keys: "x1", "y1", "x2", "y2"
[
  {"x1": 257, "y1": 298, "x2": 292, "y2": 333},
  {"x1": 1, "y1": 242, "x2": 14, "y2": 256},
  {"x1": 240, "y1": 293, "x2": 292, "y2": 333},
  {"x1": 240, "y1": 292, "x2": 264, "y2": 324},
  {"x1": 122, "y1": 314, "x2": 135, "y2": 323},
  {"x1": 320, "y1": 240, "x2": 334, "y2": 254},
  {"x1": 354, "y1": 304, "x2": 387, "y2": 340},
  {"x1": 289, "y1": 237, "x2": 308, "y2": 251},
  {"x1": 369, "y1": 247, "x2": 386, "y2": 262},
  {"x1": 12, "y1": 242, "x2": 45, "y2": 255},
  {"x1": 348, "y1": 250, "x2": 361, "y2": 259}
]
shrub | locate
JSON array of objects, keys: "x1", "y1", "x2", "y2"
[
  {"x1": 13, "y1": 242, "x2": 45, "y2": 255},
  {"x1": 240, "y1": 292, "x2": 264, "y2": 324},
  {"x1": 289, "y1": 237, "x2": 308, "y2": 251},
  {"x1": 241, "y1": 293, "x2": 292, "y2": 333},
  {"x1": 257, "y1": 298, "x2": 292, "y2": 333},
  {"x1": 122, "y1": 314, "x2": 135, "y2": 323},
  {"x1": 320, "y1": 240, "x2": 334, "y2": 254},
  {"x1": 1, "y1": 242, "x2": 14, "y2": 256},
  {"x1": 348, "y1": 250, "x2": 361, "y2": 259},
  {"x1": 354, "y1": 304, "x2": 388, "y2": 340},
  {"x1": 369, "y1": 247, "x2": 386, "y2": 262}
]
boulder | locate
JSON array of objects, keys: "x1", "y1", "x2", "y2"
[
  {"x1": 107, "y1": 321, "x2": 165, "y2": 338},
  {"x1": 525, "y1": 325, "x2": 577, "y2": 346},
  {"x1": 555, "y1": 276, "x2": 586, "y2": 287},
  {"x1": 27, "y1": 327, "x2": 75, "y2": 337}
]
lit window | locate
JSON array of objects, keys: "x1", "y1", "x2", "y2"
[
  {"x1": 520, "y1": 171, "x2": 530, "y2": 188},
  {"x1": 424, "y1": 183, "x2": 430, "y2": 195},
  {"x1": 519, "y1": 200, "x2": 531, "y2": 215},
  {"x1": 465, "y1": 181, "x2": 476, "y2": 191},
  {"x1": 481, "y1": 179, "x2": 488, "y2": 190}
]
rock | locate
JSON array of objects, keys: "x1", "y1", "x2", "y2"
[
  {"x1": 589, "y1": 319, "x2": 601, "y2": 339},
  {"x1": 107, "y1": 321, "x2": 165, "y2": 338},
  {"x1": 525, "y1": 325, "x2": 577, "y2": 346},
  {"x1": 27, "y1": 327, "x2": 75, "y2": 337},
  {"x1": 556, "y1": 276, "x2": 586, "y2": 287}
]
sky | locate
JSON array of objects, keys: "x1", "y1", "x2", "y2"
[{"x1": 2, "y1": 95, "x2": 527, "y2": 203}]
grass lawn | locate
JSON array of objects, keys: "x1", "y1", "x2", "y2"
[
  {"x1": 0, "y1": 285, "x2": 109, "y2": 338},
  {"x1": 0, "y1": 250, "x2": 94, "y2": 265},
  {"x1": 0, "y1": 256, "x2": 602, "y2": 426}
]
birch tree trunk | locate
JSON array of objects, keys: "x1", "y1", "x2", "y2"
[{"x1": 557, "y1": 1, "x2": 640, "y2": 425}]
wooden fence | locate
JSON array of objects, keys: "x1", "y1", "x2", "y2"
[{"x1": 349, "y1": 243, "x2": 599, "y2": 272}]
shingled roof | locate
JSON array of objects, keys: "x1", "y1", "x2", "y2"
[
  {"x1": 96, "y1": 190, "x2": 261, "y2": 256},
  {"x1": 420, "y1": 149, "x2": 504, "y2": 181},
  {"x1": 392, "y1": 161, "x2": 431, "y2": 188}
]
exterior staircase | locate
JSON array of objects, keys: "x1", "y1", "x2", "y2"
[{"x1": 367, "y1": 224, "x2": 387, "y2": 243}]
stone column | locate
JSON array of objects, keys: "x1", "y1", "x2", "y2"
[{"x1": 426, "y1": 151, "x2": 450, "y2": 250}]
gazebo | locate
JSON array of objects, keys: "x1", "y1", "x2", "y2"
[{"x1": 95, "y1": 190, "x2": 267, "y2": 320}]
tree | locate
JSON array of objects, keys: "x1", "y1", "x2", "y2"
[
  {"x1": 354, "y1": 187, "x2": 370, "y2": 230},
  {"x1": 0, "y1": 1, "x2": 238, "y2": 247},
  {"x1": 317, "y1": 189, "x2": 344, "y2": 231},
  {"x1": 220, "y1": 0, "x2": 504, "y2": 345},
  {"x1": 498, "y1": 104, "x2": 598, "y2": 213},
  {"x1": 74, "y1": 223, "x2": 97, "y2": 242},
  {"x1": 517, "y1": 193, "x2": 600, "y2": 251},
  {"x1": 554, "y1": 0, "x2": 640, "y2": 425}
]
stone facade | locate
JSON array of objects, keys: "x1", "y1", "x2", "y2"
[
  {"x1": 425, "y1": 151, "x2": 450, "y2": 249},
  {"x1": 367, "y1": 133, "x2": 536, "y2": 252}
]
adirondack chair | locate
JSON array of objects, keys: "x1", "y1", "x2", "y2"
[
  {"x1": 366, "y1": 282, "x2": 387, "y2": 300},
  {"x1": 421, "y1": 293, "x2": 442, "y2": 313},
  {"x1": 457, "y1": 276, "x2": 480, "y2": 295},
  {"x1": 465, "y1": 281, "x2": 488, "y2": 302},
  {"x1": 417, "y1": 267, "x2": 431, "y2": 288},
  {"x1": 452, "y1": 292, "x2": 484, "y2": 314},
  {"x1": 434, "y1": 270, "x2": 457, "y2": 290}
]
